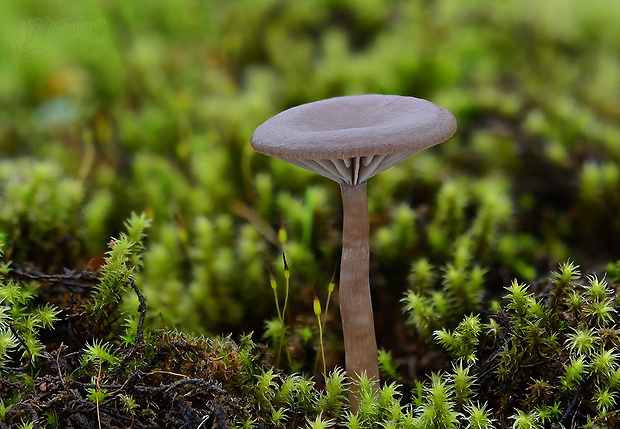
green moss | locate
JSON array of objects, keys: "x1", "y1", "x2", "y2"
[
  {"x1": 419, "y1": 262, "x2": 620, "y2": 427},
  {"x1": 2, "y1": 0, "x2": 620, "y2": 426}
]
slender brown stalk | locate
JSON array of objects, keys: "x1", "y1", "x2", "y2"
[{"x1": 339, "y1": 182, "x2": 380, "y2": 410}]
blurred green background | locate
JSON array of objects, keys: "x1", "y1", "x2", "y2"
[{"x1": 2, "y1": 0, "x2": 620, "y2": 361}]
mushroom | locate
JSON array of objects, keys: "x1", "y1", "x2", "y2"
[{"x1": 251, "y1": 94, "x2": 457, "y2": 407}]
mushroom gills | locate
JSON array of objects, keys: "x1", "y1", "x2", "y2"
[{"x1": 288, "y1": 154, "x2": 413, "y2": 185}]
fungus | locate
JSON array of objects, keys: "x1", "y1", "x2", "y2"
[{"x1": 251, "y1": 94, "x2": 457, "y2": 407}]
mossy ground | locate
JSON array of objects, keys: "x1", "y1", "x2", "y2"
[{"x1": 2, "y1": 0, "x2": 620, "y2": 427}]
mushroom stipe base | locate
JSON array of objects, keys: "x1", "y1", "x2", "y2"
[{"x1": 339, "y1": 182, "x2": 380, "y2": 403}]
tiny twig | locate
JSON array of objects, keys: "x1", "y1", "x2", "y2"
[
  {"x1": 149, "y1": 370, "x2": 190, "y2": 379},
  {"x1": 96, "y1": 362, "x2": 103, "y2": 429},
  {"x1": 129, "y1": 278, "x2": 147, "y2": 347},
  {"x1": 0, "y1": 377, "x2": 27, "y2": 391},
  {"x1": 1, "y1": 323, "x2": 32, "y2": 372},
  {"x1": 9, "y1": 264, "x2": 98, "y2": 290},
  {"x1": 196, "y1": 414, "x2": 210, "y2": 429},
  {"x1": 55, "y1": 342, "x2": 67, "y2": 387},
  {"x1": 78, "y1": 372, "x2": 227, "y2": 396},
  {"x1": 559, "y1": 384, "x2": 584, "y2": 427}
]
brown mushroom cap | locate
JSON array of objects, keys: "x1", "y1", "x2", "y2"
[{"x1": 251, "y1": 94, "x2": 457, "y2": 185}]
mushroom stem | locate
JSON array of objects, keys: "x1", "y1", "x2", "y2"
[{"x1": 339, "y1": 182, "x2": 380, "y2": 409}]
